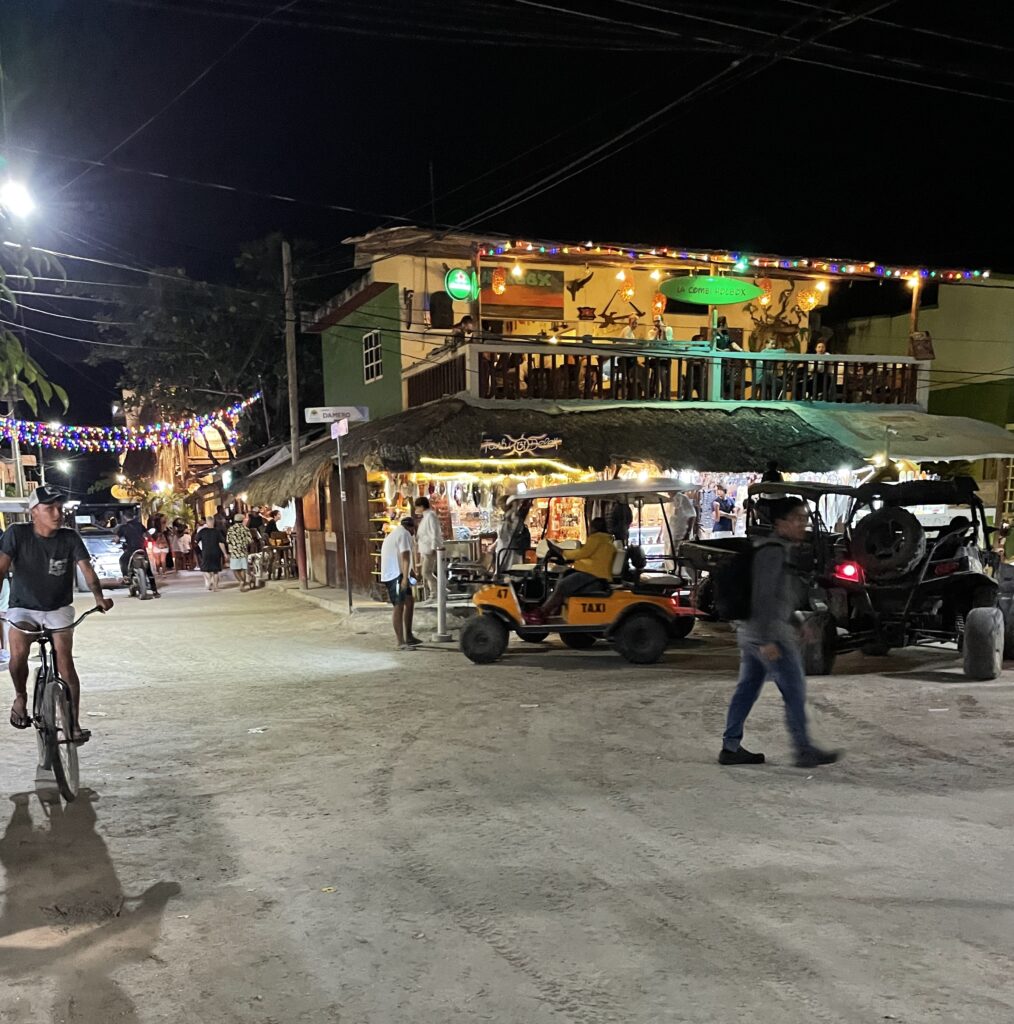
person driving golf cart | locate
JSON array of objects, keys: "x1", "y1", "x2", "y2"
[{"x1": 525, "y1": 517, "x2": 614, "y2": 624}]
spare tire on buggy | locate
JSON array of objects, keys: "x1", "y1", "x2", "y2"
[{"x1": 851, "y1": 506, "x2": 926, "y2": 580}]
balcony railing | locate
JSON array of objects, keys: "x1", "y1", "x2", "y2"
[{"x1": 402, "y1": 338, "x2": 927, "y2": 409}]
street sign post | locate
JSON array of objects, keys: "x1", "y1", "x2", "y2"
[{"x1": 308, "y1": 408, "x2": 369, "y2": 614}]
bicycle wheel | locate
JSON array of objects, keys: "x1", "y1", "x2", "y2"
[
  {"x1": 32, "y1": 668, "x2": 52, "y2": 771},
  {"x1": 46, "y1": 682, "x2": 80, "y2": 801}
]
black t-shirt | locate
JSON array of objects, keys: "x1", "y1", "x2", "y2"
[
  {"x1": 116, "y1": 519, "x2": 148, "y2": 552},
  {"x1": 0, "y1": 524, "x2": 90, "y2": 611}
]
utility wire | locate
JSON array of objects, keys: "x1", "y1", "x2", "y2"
[{"x1": 59, "y1": 0, "x2": 302, "y2": 193}]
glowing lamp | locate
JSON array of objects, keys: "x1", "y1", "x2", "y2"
[{"x1": 491, "y1": 266, "x2": 507, "y2": 295}]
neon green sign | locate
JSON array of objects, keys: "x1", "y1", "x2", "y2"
[
  {"x1": 445, "y1": 267, "x2": 477, "y2": 302},
  {"x1": 659, "y1": 275, "x2": 764, "y2": 305}
]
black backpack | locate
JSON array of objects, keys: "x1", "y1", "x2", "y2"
[{"x1": 711, "y1": 542, "x2": 778, "y2": 621}]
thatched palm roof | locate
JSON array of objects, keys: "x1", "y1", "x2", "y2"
[{"x1": 244, "y1": 397, "x2": 861, "y2": 504}]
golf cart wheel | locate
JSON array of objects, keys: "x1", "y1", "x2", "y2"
[
  {"x1": 668, "y1": 616, "x2": 695, "y2": 641},
  {"x1": 799, "y1": 612, "x2": 837, "y2": 676},
  {"x1": 519, "y1": 630, "x2": 549, "y2": 643},
  {"x1": 862, "y1": 642, "x2": 891, "y2": 657},
  {"x1": 460, "y1": 615, "x2": 509, "y2": 664},
  {"x1": 851, "y1": 507, "x2": 925, "y2": 580},
  {"x1": 614, "y1": 613, "x2": 668, "y2": 665},
  {"x1": 561, "y1": 632, "x2": 598, "y2": 650},
  {"x1": 695, "y1": 576, "x2": 717, "y2": 620},
  {"x1": 963, "y1": 607, "x2": 1004, "y2": 680}
]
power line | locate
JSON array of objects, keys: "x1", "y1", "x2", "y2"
[
  {"x1": 0, "y1": 317, "x2": 190, "y2": 352},
  {"x1": 93, "y1": 0, "x2": 732, "y2": 52},
  {"x1": 59, "y1": 0, "x2": 301, "y2": 193},
  {"x1": 11, "y1": 144, "x2": 426, "y2": 225}
]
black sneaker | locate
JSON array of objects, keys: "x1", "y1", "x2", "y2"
[
  {"x1": 405, "y1": 636, "x2": 423, "y2": 647},
  {"x1": 795, "y1": 747, "x2": 840, "y2": 768},
  {"x1": 718, "y1": 747, "x2": 765, "y2": 766}
]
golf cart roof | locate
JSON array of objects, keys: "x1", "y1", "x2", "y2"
[
  {"x1": 855, "y1": 475, "x2": 980, "y2": 507},
  {"x1": 508, "y1": 478, "x2": 694, "y2": 504},
  {"x1": 747, "y1": 481, "x2": 859, "y2": 499}
]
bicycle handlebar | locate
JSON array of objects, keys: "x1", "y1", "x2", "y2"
[{"x1": 1, "y1": 604, "x2": 106, "y2": 637}]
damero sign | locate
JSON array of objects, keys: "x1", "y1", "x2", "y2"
[
  {"x1": 659, "y1": 275, "x2": 764, "y2": 305},
  {"x1": 480, "y1": 433, "x2": 563, "y2": 458}
]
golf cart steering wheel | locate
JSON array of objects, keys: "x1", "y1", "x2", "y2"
[{"x1": 542, "y1": 542, "x2": 568, "y2": 567}]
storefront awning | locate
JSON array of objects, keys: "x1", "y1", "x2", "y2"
[
  {"x1": 793, "y1": 407, "x2": 1014, "y2": 463},
  {"x1": 244, "y1": 436, "x2": 334, "y2": 506}
]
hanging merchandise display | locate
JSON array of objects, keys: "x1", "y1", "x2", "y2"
[{"x1": 0, "y1": 393, "x2": 262, "y2": 453}]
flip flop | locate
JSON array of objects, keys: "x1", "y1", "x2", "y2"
[{"x1": 10, "y1": 705, "x2": 30, "y2": 730}]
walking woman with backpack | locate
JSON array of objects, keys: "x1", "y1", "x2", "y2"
[{"x1": 718, "y1": 496, "x2": 840, "y2": 770}]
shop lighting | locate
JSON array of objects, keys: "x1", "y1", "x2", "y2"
[
  {"x1": 419, "y1": 456, "x2": 587, "y2": 475},
  {"x1": 615, "y1": 270, "x2": 627, "y2": 281},
  {"x1": 511, "y1": 262, "x2": 523, "y2": 279},
  {"x1": 906, "y1": 277, "x2": 919, "y2": 289},
  {"x1": 649, "y1": 269, "x2": 661, "y2": 281},
  {"x1": 815, "y1": 280, "x2": 828, "y2": 292}
]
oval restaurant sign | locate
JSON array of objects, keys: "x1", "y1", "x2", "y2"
[{"x1": 660, "y1": 275, "x2": 764, "y2": 305}]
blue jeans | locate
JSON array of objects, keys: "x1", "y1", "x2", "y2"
[{"x1": 722, "y1": 639, "x2": 811, "y2": 753}]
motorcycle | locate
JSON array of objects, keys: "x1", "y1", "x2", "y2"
[{"x1": 122, "y1": 547, "x2": 159, "y2": 600}]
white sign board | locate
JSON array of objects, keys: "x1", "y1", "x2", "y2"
[
  {"x1": 331, "y1": 419, "x2": 349, "y2": 438},
  {"x1": 305, "y1": 405, "x2": 369, "y2": 424}
]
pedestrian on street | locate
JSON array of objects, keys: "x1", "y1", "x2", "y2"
[
  {"x1": 719, "y1": 496, "x2": 840, "y2": 769},
  {"x1": 195, "y1": 515, "x2": 228, "y2": 591},
  {"x1": 414, "y1": 496, "x2": 442, "y2": 603},
  {"x1": 226, "y1": 514, "x2": 253, "y2": 591},
  {"x1": 380, "y1": 517, "x2": 421, "y2": 650},
  {"x1": 711, "y1": 485, "x2": 737, "y2": 536}
]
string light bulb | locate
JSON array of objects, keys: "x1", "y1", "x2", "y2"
[{"x1": 511, "y1": 262, "x2": 523, "y2": 279}]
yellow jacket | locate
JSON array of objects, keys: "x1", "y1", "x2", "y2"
[{"x1": 564, "y1": 532, "x2": 616, "y2": 580}]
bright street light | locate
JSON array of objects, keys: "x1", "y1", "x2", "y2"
[
  {"x1": 55, "y1": 460, "x2": 72, "y2": 474},
  {"x1": 0, "y1": 180, "x2": 36, "y2": 219}
]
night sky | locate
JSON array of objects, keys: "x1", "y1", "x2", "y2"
[{"x1": 2, "y1": 0, "x2": 1013, "y2": 441}]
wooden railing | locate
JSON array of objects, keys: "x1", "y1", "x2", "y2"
[
  {"x1": 402, "y1": 339, "x2": 926, "y2": 408},
  {"x1": 406, "y1": 354, "x2": 466, "y2": 407}
]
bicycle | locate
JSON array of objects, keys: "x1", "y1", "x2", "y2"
[{"x1": 4, "y1": 606, "x2": 104, "y2": 802}]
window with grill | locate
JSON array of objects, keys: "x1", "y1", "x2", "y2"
[{"x1": 363, "y1": 330, "x2": 383, "y2": 383}]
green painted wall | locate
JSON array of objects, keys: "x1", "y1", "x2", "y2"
[
  {"x1": 927, "y1": 379, "x2": 1014, "y2": 427},
  {"x1": 320, "y1": 285, "x2": 402, "y2": 420}
]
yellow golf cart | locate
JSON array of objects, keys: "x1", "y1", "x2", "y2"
[{"x1": 460, "y1": 479, "x2": 697, "y2": 664}]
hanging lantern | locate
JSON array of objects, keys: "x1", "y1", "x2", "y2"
[
  {"x1": 651, "y1": 291, "x2": 666, "y2": 317},
  {"x1": 619, "y1": 277, "x2": 636, "y2": 301},
  {"x1": 491, "y1": 266, "x2": 507, "y2": 296},
  {"x1": 797, "y1": 288, "x2": 820, "y2": 311},
  {"x1": 757, "y1": 277, "x2": 774, "y2": 307}
]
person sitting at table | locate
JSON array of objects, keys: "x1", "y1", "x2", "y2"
[
  {"x1": 651, "y1": 316, "x2": 673, "y2": 342},
  {"x1": 524, "y1": 517, "x2": 615, "y2": 624},
  {"x1": 806, "y1": 339, "x2": 837, "y2": 401}
]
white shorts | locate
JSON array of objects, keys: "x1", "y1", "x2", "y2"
[{"x1": 5, "y1": 605, "x2": 76, "y2": 632}]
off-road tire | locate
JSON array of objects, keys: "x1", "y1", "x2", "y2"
[
  {"x1": 460, "y1": 615, "x2": 509, "y2": 664},
  {"x1": 561, "y1": 632, "x2": 598, "y2": 650},
  {"x1": 851, "y1": 506, "x2": 926, "y2": 580},
  {"x1": 799, "y1": 612, "x2": 837, "y2": 675},
  {"x1": 614, "y1": 613, "x2": 668, "y2": 664},
  {"x1": 963, "y1": 607, "x2": 1004, "y2": 680},
  {"x1": 668, "y1": 616, "x2": 696, "y2": 640}
]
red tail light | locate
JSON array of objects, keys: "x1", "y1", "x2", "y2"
[
  {"x1": 933, "y1": 560, "x2": 960, "y2": 576},
  {"x1": 834, "y1": 561, "x2": 865, "y2": 584}
]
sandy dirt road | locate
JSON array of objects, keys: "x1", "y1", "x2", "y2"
[{"x1": 1, "y1": 574, "x2": 1012, "y2": 1023}]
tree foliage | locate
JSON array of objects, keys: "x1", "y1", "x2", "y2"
[
  {"x1": 90, "y1": 233, "x2": 322, "y2": 452},
  {"x1": 0, "y1": 222, "x2": 70, "y2": 413}
]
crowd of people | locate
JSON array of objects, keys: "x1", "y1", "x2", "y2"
[{"x1": 113, "y1": 504, "x2": 287, "y2": 593}]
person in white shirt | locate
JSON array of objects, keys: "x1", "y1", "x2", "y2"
[
  {"x1": 621, "y1": 314, "x2": 639, "y2": 340},
  {"x1": 413, "y1": 496, "x2": 443, "y2": 602},
  {"x1": 380, "y1": 517, "x2": 421, "y2": 650},
  {"x1": 664, "y1": 491, "x2": 698, "y2": 567}
]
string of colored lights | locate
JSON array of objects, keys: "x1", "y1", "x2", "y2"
[
  {"x1": 0, "y1": 394, "x2": 262, "y2": 453},
  {"x1": 474, "y1": 239, "x2": 991, "y2": 284}
]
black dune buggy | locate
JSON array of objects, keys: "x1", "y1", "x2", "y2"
[{"x1": 683, "y1": 476, "x2": 1014, "y2": 679}]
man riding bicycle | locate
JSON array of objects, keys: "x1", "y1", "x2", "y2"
[{"x1": 0, "y1": 486, "x2": 113, "y2": 738}]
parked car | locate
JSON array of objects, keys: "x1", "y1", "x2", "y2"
[
  {"x1": 74, "y1": 523, "x2": 127, "y2": 591},
  {"x1": 682, "y1": 477, "x2": 1013, "y2": 680}
]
